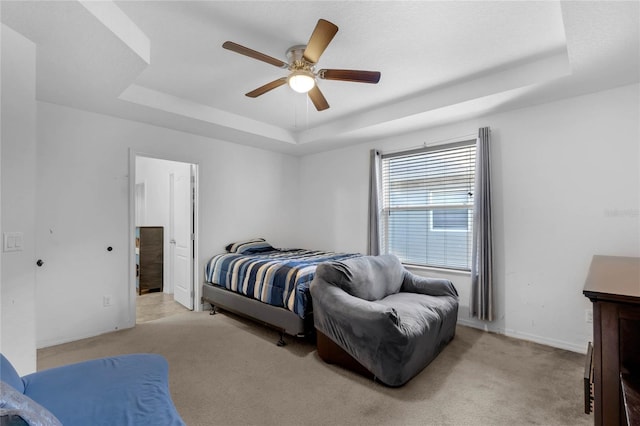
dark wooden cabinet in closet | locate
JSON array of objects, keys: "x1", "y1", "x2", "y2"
[{"x1": 136, "y1": 226, "x2": 164, "y2": 295}]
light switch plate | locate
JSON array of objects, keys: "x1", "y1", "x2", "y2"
[{"x1": 3, "y1": 232, "x2": 24, "y2": 252}]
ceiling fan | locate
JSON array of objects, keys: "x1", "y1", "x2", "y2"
[{"x1": 222, "y1": 19, "x2": 381, "y2": 111}]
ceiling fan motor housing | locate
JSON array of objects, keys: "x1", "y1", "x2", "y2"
[
  {"x1": 286, "y1": 45, "x2": 314, "y2": 70},
  {"x1": 286, "y1": 45, "x2": 308, "y2": 62}
]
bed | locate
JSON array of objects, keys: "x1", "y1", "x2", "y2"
[{"x1": 203, "y1": 238, "x2": 361, "y2": 344}]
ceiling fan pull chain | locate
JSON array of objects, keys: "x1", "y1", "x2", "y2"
[{"x1": 306, "y1": 94, "x2": 310, "y2": 130}]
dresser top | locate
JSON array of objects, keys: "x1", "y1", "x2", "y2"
[{"x1": 583, "y1": 255, "x2": 640, "y2": 303}]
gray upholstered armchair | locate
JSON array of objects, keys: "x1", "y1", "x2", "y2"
[{"x1": 310, "y1": 254, "x2": 458, "y2": 387}]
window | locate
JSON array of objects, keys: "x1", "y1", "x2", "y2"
[
  {"x1": 429, "y1": 190, "x2": 471, "y2": 231},
  {"x1": 381, "y1": 141, "x2": 476, "y2": 270}
]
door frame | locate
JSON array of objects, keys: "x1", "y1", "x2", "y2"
[{"x1": 128, "y1": 149, "x2": 200, "y2": 327}]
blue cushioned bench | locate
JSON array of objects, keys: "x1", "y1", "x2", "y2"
[{"x1": 1, "y1": 353, "x2": 185, "y2": 426}]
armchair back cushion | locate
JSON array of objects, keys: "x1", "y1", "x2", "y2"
[
  {"x1": 0, "y1": 354, "x2": 24, "y2": 393},
  {"x1": 315, "y1": 254, "x2": 404, "y2": 301}
]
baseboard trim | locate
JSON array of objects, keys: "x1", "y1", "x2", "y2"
[
  {"x1": 457, "y1": 318, "x2": 586, "y2": 354},
  {"x1": 37, "y1": 325, "x2": 133, "y2": 349}
]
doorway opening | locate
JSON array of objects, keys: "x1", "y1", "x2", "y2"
[{"x1": 130, "y1": 154, "x2": 198, "y2": 324}]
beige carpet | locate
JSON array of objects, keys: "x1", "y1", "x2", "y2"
[{"x1": 38, "y1": 311, "x2": 591, "y2": 426}]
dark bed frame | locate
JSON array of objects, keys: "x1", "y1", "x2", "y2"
[{"x1": 201, "y1": 282, "x2": 314, "y2": 346}]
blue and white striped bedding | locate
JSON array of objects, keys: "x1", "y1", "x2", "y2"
[{"x1": 205, "y1": 249, "x2": 361, "y2": 318}]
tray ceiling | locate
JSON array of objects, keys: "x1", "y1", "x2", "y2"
[{"x1": 2, "y1": 1, "x2": 638, "y2": 154}]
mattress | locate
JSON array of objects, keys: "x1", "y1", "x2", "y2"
[{"x1": 204, "y1": 249, "x2": 361, "y2": 318}]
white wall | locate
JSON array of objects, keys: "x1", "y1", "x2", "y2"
[
  {"x1": 135, "y1": 156, "x2": 192, "y2": 294},
  {"x1": 35, "y1": 101, "x2": 300, "y2": 348},
  {"x1": 297, "y1": 83, "x2": 640, "y2": 352},
  {"x1": 11, "y1": 59, "x2": 637, "y2": 355},
  {"x1": 0, "y1": 24, "x2": 38, "y2": 374}
]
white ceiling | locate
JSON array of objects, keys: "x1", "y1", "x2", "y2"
[{"x1": 2, "y1": 1, "x2": 638, "y2": 155}]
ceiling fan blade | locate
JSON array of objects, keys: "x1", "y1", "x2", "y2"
[
  {"x1": 245, "y1": 78, "x2": 287, "y2": 98},
  {"x1": 303, "y1": 19, "x2": 339, "y2": 64},
  {"x1": 223, "y1": 41, "x2": 288, "y2": 68},
  {"x1": 319, "y1": 69, "x2": 381, "y2": 84},
  {"x1": 308, "y1": 85, "x2": 330, "y2": 111}
]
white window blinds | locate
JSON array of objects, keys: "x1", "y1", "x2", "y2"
[{"x1": 381, "y1": 141, "x2": 476, "y2": 270}]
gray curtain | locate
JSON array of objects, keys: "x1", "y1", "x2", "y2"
[
  {"x1": 367, "y1": 149, "x2": 382, "y2": 255},
  {"x1": 471, "y1": 127, "x2": 493, "y2": 321}
]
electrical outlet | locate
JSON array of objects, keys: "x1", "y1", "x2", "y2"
[
  {"x1": 3, "y1": 232, "x2": 24, "y2": 252},
  {"x1": 103, "y1": 295, "x2": 112, "y2": 307},
  {"x1": 585, "y1": 308, "x2": 593, "y2": 324}
]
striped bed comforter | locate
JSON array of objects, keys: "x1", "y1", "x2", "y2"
[{"x1": 204, "y1": 249, "x2": 361, "y2": 318}]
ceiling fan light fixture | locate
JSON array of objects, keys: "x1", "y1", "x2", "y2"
[{"x1": 287, "y1": 70, "x2": 315, "y2": 93}]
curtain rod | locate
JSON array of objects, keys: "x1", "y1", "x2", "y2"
[{"x1": 380, "y1": 132, "x2": 477, "y2": 156}]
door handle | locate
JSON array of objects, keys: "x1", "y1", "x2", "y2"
[
  {"x1": 170, "y1": 240, "x2": 176, "y2": 244},
  {"x1": 36, "y1": 259, "x2": 44, "y2": 267}
]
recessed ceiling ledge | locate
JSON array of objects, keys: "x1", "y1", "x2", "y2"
[
  {"x1": 119, "y1": 85, "x2": 297, "y2": 145},
  {"x1": 79, "y1": 0, "x2": 150, "y2": 64},
  {"x1": 296, "y1": 48, "x2": 571, "y2": 145}
]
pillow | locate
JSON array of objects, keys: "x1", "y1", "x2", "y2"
[
  {"x1": 236, "y1": 241, "x2": 275, "y2": 254},
  {"x1": 0, "y1": 381, "x2": 62, "y2": 426},
  {"x1": 315, "y1": 254, "x2": 405, "y2": 301},
  {"x1": 225, "y1": 238, "x2": 265, "y2": 253},
  {"x1": 226, "y1": 238, "x2": 274, "y2": 254}
]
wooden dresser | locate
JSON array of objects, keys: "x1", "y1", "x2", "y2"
[
  {"x1": 136, "y1": 226, "x2": 164, "y2": 295},
  {"x1": 583, "y1": 255, "x2": 640, "y2": 426}
]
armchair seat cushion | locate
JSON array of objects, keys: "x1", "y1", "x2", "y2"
[
  {"x1": 377, "y1": 293, "x2": 458, "y2": 338},
  {"x1": 1, "y1": 353, "x2": 185, "y2": 426},
  {"x1": 311, "y1": 254, "x2": 459, "y2": 387}
]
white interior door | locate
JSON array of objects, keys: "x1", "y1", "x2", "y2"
[{"x1": 170, "y1": 168, "x2": 193, "y2": 309}]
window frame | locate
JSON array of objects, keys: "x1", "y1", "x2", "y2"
[
  {"x1": 380, "y1": 140, "x2": 476, "y2": 271},
  {"x1": 428, "y1": 189, "x2": 473, "y2": 233}
]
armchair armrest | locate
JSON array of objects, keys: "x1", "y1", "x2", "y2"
[
  {"x1": 311, "y1": 278, "x2": 400, "y2": 328},
  {"x1": 401, "y1": 271, "x2": 458, "y2": 298},
  {"x1": 310, "y1": 278, "x2": 406, "y2": 370}
]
